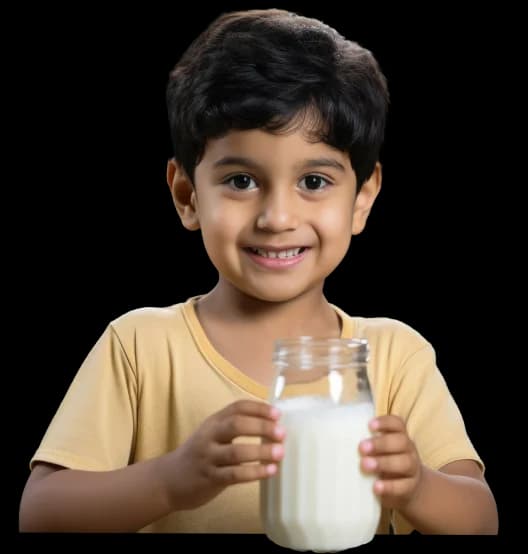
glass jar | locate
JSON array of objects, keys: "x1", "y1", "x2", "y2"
[{"x1": 260, "y1": 337, "x2": 380, "y2": 552}]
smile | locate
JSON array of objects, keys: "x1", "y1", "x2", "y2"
[
  {"x1": 249, "y1": 247, "x2": 306, "y2": 259},
  {"x1": 244, "y1": 246, "x2": 309, "y2": 269}
]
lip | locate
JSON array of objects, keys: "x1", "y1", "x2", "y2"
[
  {"x1": 244, "y1": 246, "x2": 309, "y2": 269},
  {"x1": 245, "y1": 245, "x2": 306, "y2": 252}
]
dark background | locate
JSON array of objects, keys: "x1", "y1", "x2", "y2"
[{"x1": 14, "y1": 2, "x2": 512, "y2": 539}]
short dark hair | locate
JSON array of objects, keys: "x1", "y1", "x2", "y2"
[{"x1": 166, "y1": 9, "x2": 389, "y2": 188}]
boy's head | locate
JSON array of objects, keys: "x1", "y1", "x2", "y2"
[{"x1": 166, "y1": 9, "x2": 389, "y2": 189}]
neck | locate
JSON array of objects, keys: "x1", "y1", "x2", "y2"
[{"x1": 197, "y1": 279, "x2": 340, "y2": 339}]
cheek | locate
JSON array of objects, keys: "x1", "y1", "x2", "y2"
[
  {"x1": 199, "y1": 201, "x2": 244, "y2": 242},
  {"x1": 316, "y1": 206, "x2": 353, "y2": 239}
]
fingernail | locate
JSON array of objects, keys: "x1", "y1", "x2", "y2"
[
  {"x1": 361, "y1": 440, "x2": 373, "y2": 453},
  {"x1": 374, "y1": 481, "x2": 384, "y2": 494},
  {"x1": 270, "y1": 407, "x2": 281, "y2": 419},
  {"x1": 274, "y1": 426, "x2": 285, "y2": 439},
  {"x1": 370, "y1": 419, "x2": 380, "y2": 430},
  {"x1": 364, "y1": 457, "x2": 377, "y2": 470},
  {"x1": 271, "y1": 444, "x2": 284, "y2": 459},
  {"x1": 267, "y1": 464, "x2": 277, "y2": 476}
]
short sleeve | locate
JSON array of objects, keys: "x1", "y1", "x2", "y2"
[
  {"x1": 389, "y1": 341, "x2": 483, "y2": 533},
  {"x1": 30, "y1": 324, "x2": 138, "y2": 471}
]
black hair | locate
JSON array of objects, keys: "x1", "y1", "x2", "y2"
[{"x1": 166, "y1": 9, "x2": 389, "y2": 189}]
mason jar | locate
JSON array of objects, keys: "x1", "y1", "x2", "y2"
[{"x1": 260, "y1": 337, "x2": 380, "y2": 552}]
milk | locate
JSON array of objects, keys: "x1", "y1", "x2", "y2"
[{"x1": 261, "y1": 396, "x2": 380, "y2": 552}]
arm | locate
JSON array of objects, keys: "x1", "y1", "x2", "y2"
[
  {"x1": 19, "y1": 459, "x2": 175, "y2": 533},
  {"x1": 20, "y1": 400, "x2": 285, "y2": 532},
  {"x1": 359, "y1": 416, "x2": 498, "y2": 535},
  {"x1": 400, "y1": 459, "x2": 498, "y2": 534}
]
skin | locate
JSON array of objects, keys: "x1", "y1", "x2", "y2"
[
  {"x1": 359, "y1": 416, "x2": 498, "y2": 533},
  {"x1": 174, "y1": 127, "x2": 376, "y2": 305},
  {"x1": 20, "y1": 125, "x2": 498, "y2": 533}
]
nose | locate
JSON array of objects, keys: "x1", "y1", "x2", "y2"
[{"x1": 256, "y1": 188, "x2": 299, "y2": 232}]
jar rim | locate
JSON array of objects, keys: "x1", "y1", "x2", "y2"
[
  {"x1": 273, "y1": 337, "x2": 369, "y2": 369},
  {"x1": 274, "y1": 337, "x2": 368, "y2": 348}
]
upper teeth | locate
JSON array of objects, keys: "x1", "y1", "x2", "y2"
[{"x1": 251, "y1": 247, "x2": 302, "y2": 258}]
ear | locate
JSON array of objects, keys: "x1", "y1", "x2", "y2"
[
  {"x1": 166, "y1": 158, "x2": 200, "y2": 231},
  {"x1": 352, "y1": 162, "x2": 382, "y2": 236}
]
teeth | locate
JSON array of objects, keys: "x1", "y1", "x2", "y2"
[{"x1": 251, "y1": 247, "x2": 302, "y2": 258}]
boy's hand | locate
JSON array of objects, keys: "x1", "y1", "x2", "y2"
[
  {"x1": 359, "y1": 415, "x2": 423, "y2": 510},
  {"x1": 163, "y1": 400, "x2": 285, "y2": 511}
]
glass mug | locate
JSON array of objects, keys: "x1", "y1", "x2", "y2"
[{"x1": 260, "y1": 337, "x2": 381, "y2": 552}]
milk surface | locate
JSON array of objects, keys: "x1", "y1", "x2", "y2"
[{"x1": 261, "y1": 396, "x2": 380, "y2": 552}]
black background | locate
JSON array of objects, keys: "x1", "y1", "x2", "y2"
[{"x1": 13, "y1": 2, "x2": 513, "y2": 541}]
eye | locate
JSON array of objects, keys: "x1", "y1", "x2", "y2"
[
  {"x1": 223, "y1": 174, "x2": 258, "y2": 191},
  {"x1": 299, "y1": 174, "x2": 332, "y2": 191}
]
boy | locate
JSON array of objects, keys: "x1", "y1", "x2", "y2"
[{"x1": 19, "y1": 9, "x2": 498, "y2": 534}]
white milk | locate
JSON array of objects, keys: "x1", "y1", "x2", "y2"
[{"x1": 261, "y1": 396, "x2": 380, "y2": 552}]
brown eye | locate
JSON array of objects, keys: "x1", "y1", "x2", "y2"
[
  {"x1": 225, "y1": 174, "x2": 257, "y2": 190},
  {"x1": 300, "y1": 175, "x2": 331, "y2": 191}
]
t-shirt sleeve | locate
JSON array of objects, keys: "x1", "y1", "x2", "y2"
[
  {"x1": 30, "y1": 324, "x2": 137, "y2": 471},
  {"x1": 391, "y1": 342, "x2": 482, "y2": 471},
  {"x1": 389, "y1": 340, "x2": 483, "y2": 533}
]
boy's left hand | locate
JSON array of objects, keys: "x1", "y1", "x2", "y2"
[{"x1": 359, "y1": 415, "x2": 423, "y2": 510}]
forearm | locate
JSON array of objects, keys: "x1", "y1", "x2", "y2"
[
  {"x1": 399, "y1": 466, "x2": 498, "y2": 534},
  {"x1": 19, "y1": 456, "x2": 175, "y2": 532}
]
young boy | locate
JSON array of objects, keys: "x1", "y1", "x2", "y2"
[{"x1": 19, "y1": 9, "x2": 498, "y2": 534}]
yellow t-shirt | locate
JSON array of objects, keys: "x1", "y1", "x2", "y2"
[{"x1": 30, "y1": 297, "x2": 482, "y2": 534}]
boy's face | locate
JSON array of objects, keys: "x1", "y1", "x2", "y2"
[{"x1": 169, "y1": 126, "x2": 380, "y2": 303}]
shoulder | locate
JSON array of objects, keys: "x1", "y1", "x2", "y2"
[
  {"x1": 108, "y1": 303, "x2": 187, "y2": 339},
  {"x1": 335, "y1": 305, "x2": 431, "y2": 352},
  {"x1": 95, "y1": 302, "x2": 194, "y2": 367},
  {"x1": 361, "y1": 316, "x2": 430, "y2": 349},
  {"x1": 362, "y1": 317, "x2": 435, "y2": 367},
  {"x1": 335, "y1": 306, "x2": 436, "y2": 377}
]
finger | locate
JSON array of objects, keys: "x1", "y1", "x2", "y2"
[
  {"x1": 216, "y1": 414, "x2": 286, "y2": 444},
  {"x1": 373, "y1": 477, "x2": 416, "y2": 500},
  {"x1": 213, "y1": 443, "x2": 285, "y2": 466},
  {"x1": 369, "y1": 415, "x2": 406, "y2": 433},
  {"x1": 212, "y1": 462, "x2": 278, "y2": 485},
  {"x1": 361, "y1": 453, "x2": 416, "y2": 477},
  {"x1": 223, "y1": 400, "x2": 281, "y2": 421},
  {"x1": 359, "y1": 432, "x2": 410, "y2": 456}
]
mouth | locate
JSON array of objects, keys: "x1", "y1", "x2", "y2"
[
  {"x1": 245, "y1": 246, "x2": 307, "y2": 259},
  {"x1": 243, "y1": 246, "x2": 310, "y2": 269}
]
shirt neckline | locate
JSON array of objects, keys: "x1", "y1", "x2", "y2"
[{"x1": 181, "y1": 296, "x2": 357, "y2": 400}]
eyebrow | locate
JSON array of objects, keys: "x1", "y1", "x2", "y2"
[{"x1": 212, "y1": 156, "x2": 347, "y2": 173}]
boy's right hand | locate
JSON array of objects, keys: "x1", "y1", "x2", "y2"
[{"x1": 160, "y1": 400, "x2": 285, "y2": 511}]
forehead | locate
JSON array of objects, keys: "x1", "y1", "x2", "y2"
[{"x1": 198, "y1": 127, "x2": 352, "y2": 173}]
